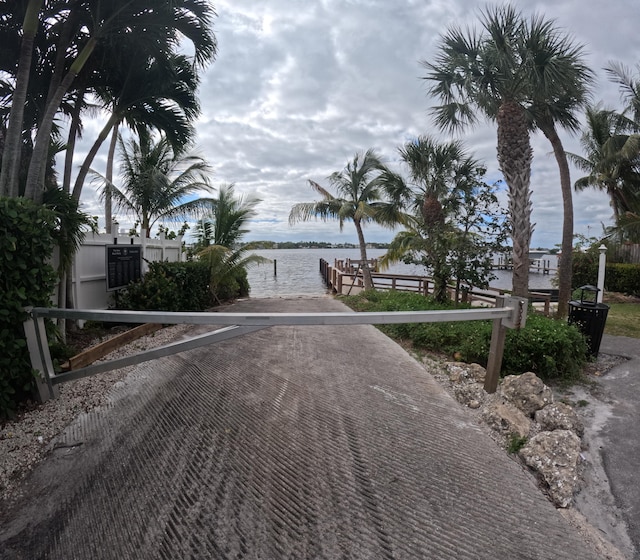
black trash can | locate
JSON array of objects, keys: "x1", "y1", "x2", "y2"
[{"x1": 567, "y1": 285, "x2": 609, "y2": 357}]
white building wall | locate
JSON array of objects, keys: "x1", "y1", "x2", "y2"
[{"x1": 67, "y1": 231, "x2": 183, "y2": 310}]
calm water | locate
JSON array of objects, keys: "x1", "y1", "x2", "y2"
[{"x1": 246, "y1": 248, "x2": 557, "y2": 298}]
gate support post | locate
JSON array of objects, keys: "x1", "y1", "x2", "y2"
[
  {"x1": 23, "y1": 309, "x2": 58, "y2": 402},
  {"x1": 484, "y1": 314, "x2": 506, "y2": 394},
  {"x1": 484, "y1": 296, "x2": 527, "y2": 394}
]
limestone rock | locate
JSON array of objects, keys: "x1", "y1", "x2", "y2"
[
  {"x1": 445, "y1": 362, "x2": 487, "y2": 384},
  {"x1": 466, "y1": 363, "x2": 487, "y2": 383},
  {"x1": 499, "y1": 372, "x2": 553, "y2": 417},
  {"x1": 445, "y1": 362, "x2": 468, "y2": 383},
  {"x1": 482, "y1": 400, "x2": 531, "y2": 438},
  {"x1": 519, "y1": 430, "x2": 581, "y2": 508},
  {"x1": 453, "y1": 382, "x2": 486, "y2": 409},
  {"x1": 535, "y1": 403, "x2": 584, "y2": 436}
]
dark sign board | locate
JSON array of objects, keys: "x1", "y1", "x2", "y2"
[{"x1": 106, "y1": 245, "x2": 142, "y2": 291}]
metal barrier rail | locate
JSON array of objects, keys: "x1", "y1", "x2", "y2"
[{"x1": 24, "y1": 297, "x2": 527, "y2": 402}]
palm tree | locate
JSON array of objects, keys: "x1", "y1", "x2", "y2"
[
  {"x1": 424, "y1": 5, "x2": 534, "y2": 297},
  {"x1": 92, "y1": 134, "x2": 214, "y2": 237},
  {"x1": 606, "y1": 61, "x2": 640, "y2": 127},
  {"x1": 392, "y1": 137, "x2": 482, "y2": 300},
  {"x1": 525, "y1": 14, "x2": 594, "y2": 317},
  {"x1": 397, "y1": 137, "x2": 479, "y2": 221},
  {"x1": 380, "y1": 137, "x2": 505, "y2": 301},
  {"x1": 71, "y1": 48, "x2": 201, "y2": 203},
  {"x1": 569, "y1": 106, "x2": 640, "y2": 238},
  {"x1": 0, "y1": 0, "x2": 42, "y2": 197},
  {"x1": 196, "y1": 184, "x2": 266, "y2": 304},
  {"x1": 195, "y1": 184, "x2": 261, "y2": 249},
  {"x1": 1, "y1": 0, "x2": 216, "y2": 203},
  {"x1": 289, "y1": 149, "x2": 402, "y2": 290}
]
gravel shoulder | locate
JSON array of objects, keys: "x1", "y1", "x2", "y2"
[{"x1": 0, "y1": 323, "x2": 193, "y2": 504}]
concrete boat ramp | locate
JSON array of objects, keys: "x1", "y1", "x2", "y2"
[{"x1": 1, "y1": 297, "x2": 602, "y2": 559}]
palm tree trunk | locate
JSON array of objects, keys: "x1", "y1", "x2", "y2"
[
  {"x1": 72, "y1": 111, "x2": 119, "y2": 201},
  {"x1": 496, "y1": 100, "x2": 533, "y2": 298},
  {"x1": 354, "y1": 218, "x2": 374, "y2": 290},
  {"x1": 63, "y1": 90, "x2": 84, "y2": 194},
  {"x1": 25, "y1": 37, "x2": 97, "y2": 203},
  {"x1": 0, "y1": 0, "x2": 43, "y2": 197},
  {"x1": 105, "y1": 123, "x2": 119, "y2": 233},
  {"x1": 541, "y1": 122, "x2": 573, "y2": 318}
]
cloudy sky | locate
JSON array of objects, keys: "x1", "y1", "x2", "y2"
[{"x1": 76, "y1": 0, "x2": 640, "y2": 248}]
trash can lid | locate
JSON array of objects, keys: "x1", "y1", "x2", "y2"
[{"x1": 577, "y1": 284, "x2": 599, "y2": 292}]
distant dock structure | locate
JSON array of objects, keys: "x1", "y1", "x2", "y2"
[{"x1": 491, "y1": 251, "x2": 555, "y2": 275}]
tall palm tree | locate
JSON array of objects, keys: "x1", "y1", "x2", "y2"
[
  {"x1": 424, "y1": 5, "x2": 534, "y2": 297},
  {"x1": 0, "y1": 0, "x2": 42, "y2": 197},
  {"x1": 1, "y1": 0, "x2": 216, "y2": 203},
  {"x1": 289, "y1": 149, "x2": 402, "y2": 290},
  {"x1": 92, "y1": 134, "x2": 214, "y2": 237},
  {"x1": 71, "y1": 47, "x2": 201, "y2": 203},
  {"x1": 525, "y1": 14, "x2": 594, "y2": 317}
]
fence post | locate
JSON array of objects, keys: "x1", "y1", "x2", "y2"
[
  {"x1": 597, "y1": 245, "x2": 607, "y2": 303},
  {"x1": 484, "y1": 295, "x2": 507, "y2": 394}
]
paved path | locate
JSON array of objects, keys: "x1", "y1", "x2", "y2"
[
  {"x1": 596, "y1": 334, "x2": 640, "y2": 559},
  {"x1": 1, "y1": 297, "x2": 602, "y2": 559}
]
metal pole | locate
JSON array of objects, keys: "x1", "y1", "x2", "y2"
[
  {"x1": 597, "y1": 245, "x2": 607, "y2": 303},
  {"x1": 274, "y1": 259, "x2": 277, "y2": 276}
]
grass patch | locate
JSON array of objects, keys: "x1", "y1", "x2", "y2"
[
  {"x1": 507, "y1": 434, "x2": 528, "y2": 454},
  {"x1": 604, "y1": 303, "x2": 640, "y2": 338}
]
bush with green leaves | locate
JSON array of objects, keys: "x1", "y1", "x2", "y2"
[
  {"x1": 341, "y1": 290, "x2": 588, "y2": 380},
  {"x1": 0, "y1": 197, "x2": 57, "y2": 418},
  {"x1": 115, "y1": 260, "x2": 249, "y2": 312},
  {"x1": 605, "y1": 263, "x2": 640, "y2": 296},
  {"x1": 571, "y1": 249, "x2": 598, "y2": 290},
  {"x1": 572, "y1": 248, "x2": 640, "y2": 296},
  {"x1": 116, "y1": 261, "x2": 214, "y2": 311}
]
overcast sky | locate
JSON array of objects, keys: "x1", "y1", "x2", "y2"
[{"x1": 76, "y1": 0, "x2": 640, "y2": 248}]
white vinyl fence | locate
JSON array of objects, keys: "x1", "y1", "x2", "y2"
[{"x1": 56, "y1": 230, "x2": 183, "y2": 310}]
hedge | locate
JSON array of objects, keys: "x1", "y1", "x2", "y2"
[
  {"x1": 0, "y1": 197, "x2": 57, "y2": 418},
  {"x1": 572, "y1": 251, "x2": 640, "y2": 296},
  {"x1": 115, "y1": 260, "x2": 250, "y2": 312}
]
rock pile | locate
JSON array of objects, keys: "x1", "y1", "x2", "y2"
[{"x1": 443, "y1": 363, "x2": 584, "y2": 508}]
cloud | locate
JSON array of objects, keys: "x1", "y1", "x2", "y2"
[{"x1": 67, "y1": 0, "x2": 631, "y2": 247}]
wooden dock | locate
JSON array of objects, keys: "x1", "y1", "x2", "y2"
[
  {"x1": 491, "y1": 256, "x2": 556, "y2": 275},
  {"x1": 320, "y1": 258, "x2": 554, "y2": 316}
]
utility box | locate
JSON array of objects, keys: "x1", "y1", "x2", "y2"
[{"x1": 568, "y1": 285, "x2": 609, "y2": 357}]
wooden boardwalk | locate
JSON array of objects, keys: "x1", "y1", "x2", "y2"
[{"x1": 320, "y1": 258, "x2": 555, "y2": 315}]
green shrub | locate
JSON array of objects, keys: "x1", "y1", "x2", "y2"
[
  {"x1": 341, "y1": 290, "x2": 588, "y2": 380},
  {"x1": 503, "y1": 314, "x2": 587, "y2": 379},
  {"x1": 571, "y1": 249, "x2": 598, "y2": 290},
  {"x1": 572, "y1": 249, "x2": 640, "y2": 296},
  {"x1": 213, "y1": 267, "x2": 250, "y2": 302},
  {"x1": 507, "y1": 434, "x2": 528, "y2": 454},
  {"x1": 605, "y1": 263, "x2": 640, "y2": 296},
  {"x1": 116, "y1": 261, "x2": 215, "y2": 311},
  {"x1": 0, "y1": 197, "x2": 57, "y2": 419},
  {"x1": 116, "y1": 260, "x2": 250, "y2": 312}
]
